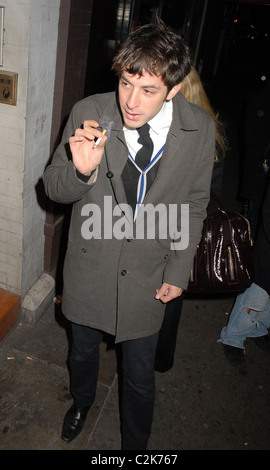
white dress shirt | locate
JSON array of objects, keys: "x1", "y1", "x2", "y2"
[{"x1": 123, "y1": 100, "x2": 173, "y2": 160}]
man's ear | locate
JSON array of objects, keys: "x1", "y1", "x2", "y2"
[{"x1": 167, "y1": 83, "x2": 181, "y2": 100}]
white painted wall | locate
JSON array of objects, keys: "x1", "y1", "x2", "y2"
[{"x1": 0, "y1": 0, "x2": 60, "y2": 297}]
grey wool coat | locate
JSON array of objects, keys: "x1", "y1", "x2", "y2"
[{"x1": 43, "y1": 91, "x2": 215, "y2": 342}]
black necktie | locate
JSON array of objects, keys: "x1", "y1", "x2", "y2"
[{"x1": 135, "y1": 123, "x2": 153, "y2": 170}]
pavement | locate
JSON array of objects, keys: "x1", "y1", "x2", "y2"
[{"x1": 1, "y1": 291, "x2": 270, "y2": 453}]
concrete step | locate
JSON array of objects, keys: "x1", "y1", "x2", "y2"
[{"x1": 0, "y1": 288, "x2": 20, "y2": 342}]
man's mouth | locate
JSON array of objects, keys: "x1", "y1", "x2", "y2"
[{"x1": 124, "y1": 110, "x2": 142, "y2": 121}]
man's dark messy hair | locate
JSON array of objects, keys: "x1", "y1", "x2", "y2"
[{"x1": 112, "y1": 20, "x2": 192, "y2": 92}]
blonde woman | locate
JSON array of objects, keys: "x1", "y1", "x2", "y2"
[
  {"x1": 155, "y1": 66, "x2": 227, "y2": 373},
  {"x1": 181, "y1": 66, "x2": 227, "y2": 162}
]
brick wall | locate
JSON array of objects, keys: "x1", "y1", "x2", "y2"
[
  {"x1": 0, "y1": 0, "x2": 60, "y2": 297},
  {"x1": 0, "y1": 0, "x2": 30, "y2": 294},
  {"x1": 44, "y1": 0, "x2": 93, "y2": 276},
  {"x1": 62, "y1": 0, "x2": 93, "y2": 123}
]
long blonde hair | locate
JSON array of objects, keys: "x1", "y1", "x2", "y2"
[{"x1": 181, "y1": 66, "x2": 226, "y2": 160}]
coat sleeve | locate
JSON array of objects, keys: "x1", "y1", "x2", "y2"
[
  {"x1": 43, "y1": 101, "x2": 98, "y2": 204},
  {"x1": 163, "y1": 116, "x2": 216, "y2": 290}
]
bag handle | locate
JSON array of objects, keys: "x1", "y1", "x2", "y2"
[
  {"x1": 210, "y1": 190, "x2": 227, "y2": 214},
  {"x1": 210, "y1": 190, "x2": 252, "y2": 247},
  {"x1": 209, "y1": 191, "x2": 235, "y2": 252}
]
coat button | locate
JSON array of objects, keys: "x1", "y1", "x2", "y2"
[
  {"x1": 106, "y1": 171, "x2": 114, "y2": 178},
  {"x1": 81, "y1": 248, "x2": 86, "y2": 253},
  {"x1": 121, "y1": 270, "x2": 127, "y2": 276},
  {"x1": 164, "y1": 254, "x2": 168, "y2": 260}
]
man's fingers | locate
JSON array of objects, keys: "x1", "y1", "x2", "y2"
[
  {"x1": 155, "y1": 286, "x2": 169, "y2": 300},
  {"x1": 155, "y1": 284, "x2": 183, "y2": 303},
  {"x1": 74, "y1": 128, "x2": 96, "y2": 141},
  {"x1": 83, "y1": 120, "x2": 104, "y2": 141},
  {"x1": 83, "y1": 119, "x2": 99, "y2": 129}
]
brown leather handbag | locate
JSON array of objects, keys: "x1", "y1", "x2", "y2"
[{"x1": 187, "y1": 192, "x2": 253, "y2": 294}]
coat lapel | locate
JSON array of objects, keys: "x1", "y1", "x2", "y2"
[
  {"x1": 141, "y1": 92, "x2": 199, "y2": 205},
  {"x1": 99, "y1": 91, "x2": 199, "y2": 211},
  {"x1": 107, "y1": 132, "x2": 130, "y2": 207},
  {"x1": 97, "y1": 94, "x2": 129, "y2": 206}
]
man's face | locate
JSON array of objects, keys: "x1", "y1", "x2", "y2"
[{"x1": 118, "y1": 69, "x2": 181, "y2": 130}]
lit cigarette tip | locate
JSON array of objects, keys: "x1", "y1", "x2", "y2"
[{"x1": 94, "y1": 129, "x2": 107, "y2": 148}]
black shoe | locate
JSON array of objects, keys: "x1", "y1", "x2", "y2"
[
  {"x1": 61, "y1": 403, "x2": 90, "y2": 443},
  {"x1": 252, "y1": 334, "x2": 270, "y2": 353},
  {"x1": 223, "y1": 344, "x2": 246, "y2": 369}
]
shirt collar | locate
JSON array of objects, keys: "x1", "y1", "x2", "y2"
[
  {"x1": 148, "y1": 100, "x2": 173, "y2": 137},
  {"x1": 123, "y1": 100, "x2": 173, "y2": 137}
]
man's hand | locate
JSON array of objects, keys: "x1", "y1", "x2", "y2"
[
  {"x1": 155, "y1": 283, "x2": 183, "y2": 303},
  {"x1": 69, "y1": 120, "x2": 107, "y2": 175}
]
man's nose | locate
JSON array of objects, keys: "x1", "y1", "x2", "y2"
[{"x1": 126, "y1": 89, "x2": 140, "y2": 109}]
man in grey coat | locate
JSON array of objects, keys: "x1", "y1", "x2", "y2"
[{"x1": 43, "y1": 20, "x2": 215, "y2": 449}]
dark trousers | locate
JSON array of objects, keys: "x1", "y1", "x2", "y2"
[
  {"x1": 69, "y1": 322, "x2": 159, "y2": 450},
  {"x1": 155, "y1": 295, "x2": 184, "y2": 372}
]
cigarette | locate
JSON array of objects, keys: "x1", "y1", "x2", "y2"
[{"x1": 94, "y1": 129, "x2": 107, "y2": 148}]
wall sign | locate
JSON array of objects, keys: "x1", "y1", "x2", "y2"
[{"x1": 0, "y1": 71, "x2": 18, "y2": 106}]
